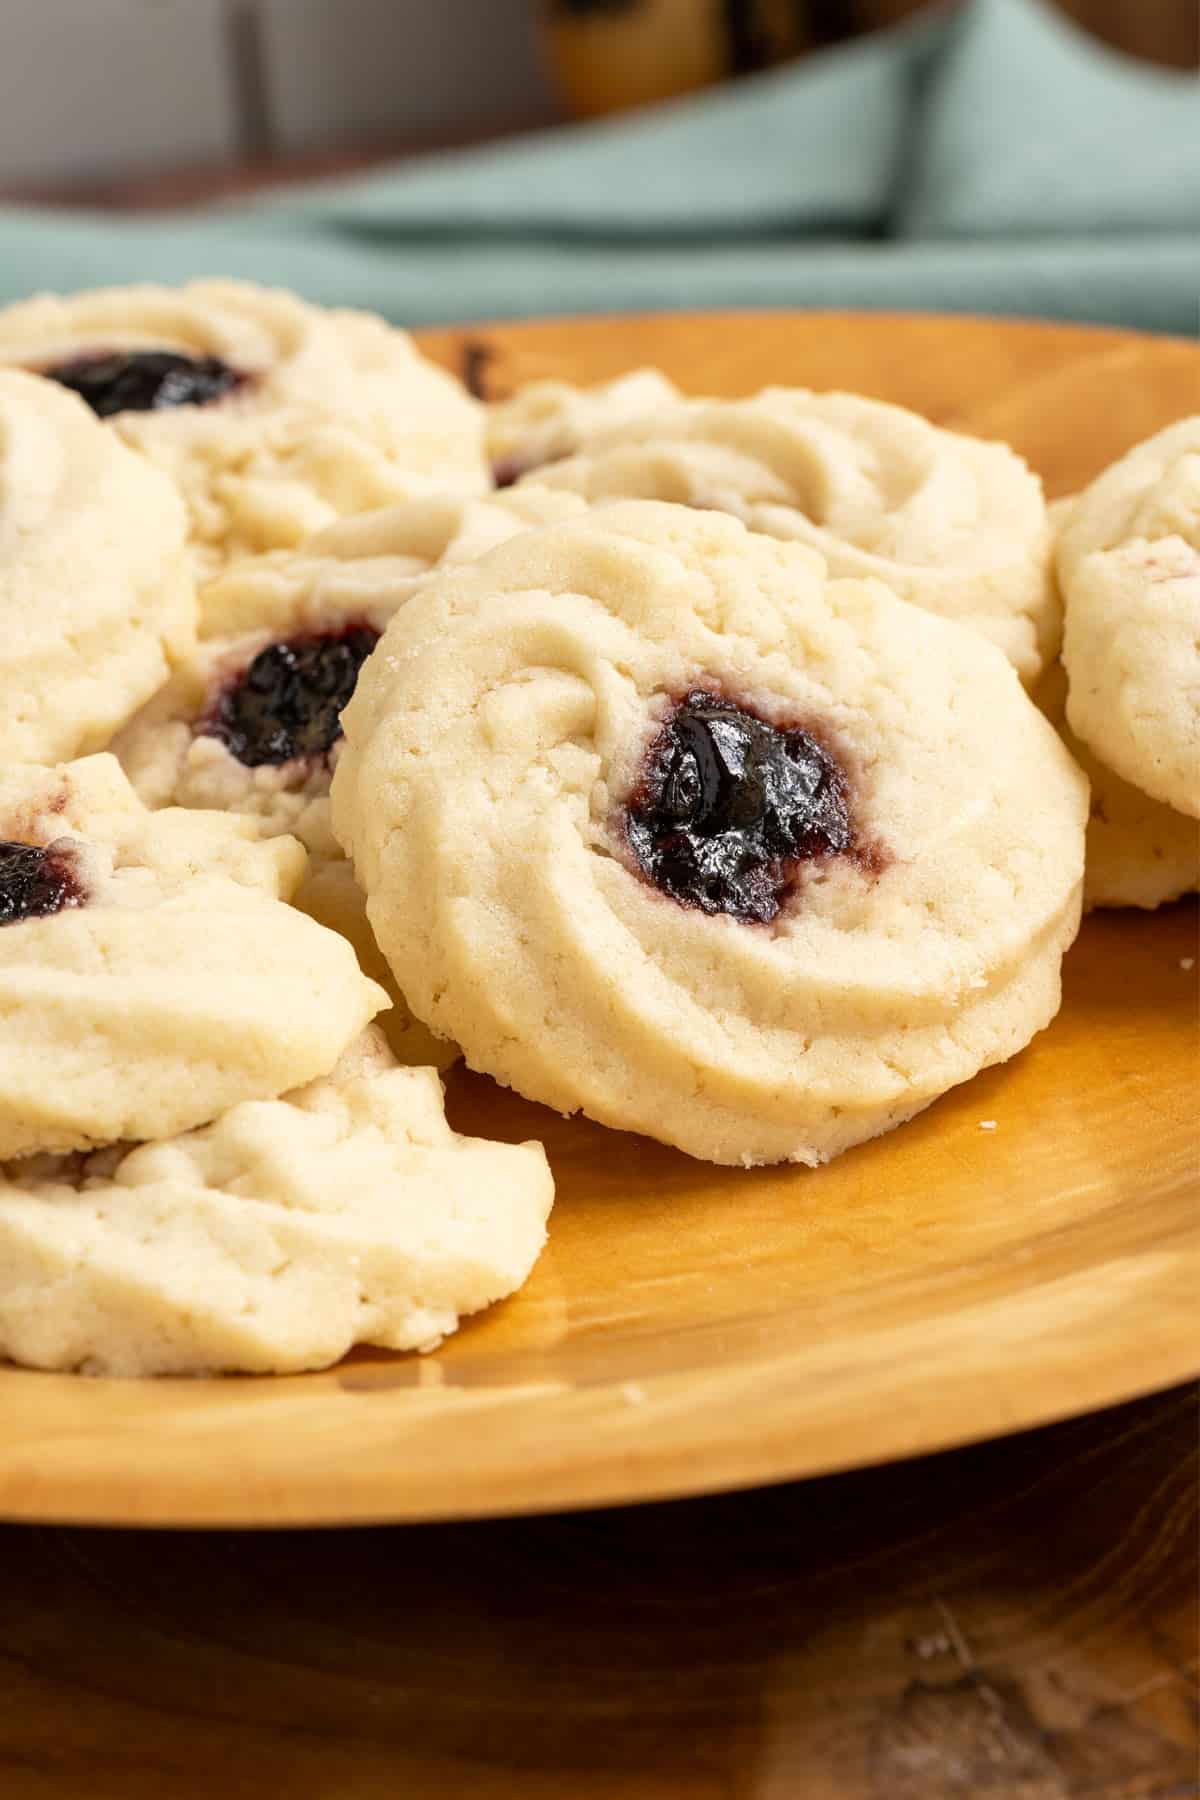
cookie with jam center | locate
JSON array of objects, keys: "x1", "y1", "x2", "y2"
[
  {"x1": 0, "y1": 280, "x2": 488, "y2": 576},
  {"x1": 332, "y1": 500, "x2": 1087, "y2": 1168},
  {"x1": 0, "y1": 755, "x2": 387, "y2": 1159},
  {"x1": 114, "y1": 489, "x2": 584, "y2": 1069}
]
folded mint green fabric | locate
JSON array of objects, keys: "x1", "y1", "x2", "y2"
[
  {"x1": 901, "y1": 0, "x2": 1200, "y2": 237},
  {"x1": 0, "y1": 0, "x2": 1195, "y2": 335},
  {"x1": 3, "y1": 204, "x2": 1193, "y2": 334}
]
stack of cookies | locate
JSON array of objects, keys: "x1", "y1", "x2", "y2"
[{"x1": 0, "y1": 281, "x2": 1192, "y2": 1378}]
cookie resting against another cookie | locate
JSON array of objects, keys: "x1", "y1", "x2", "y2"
[
  {"x1": 0, "y1": 755, "x2": 387, "y2": 1160},
  {"x1": 487, "y1": 368, "x2": 681, "y2": 486},
  {"x1": 0, "y1": 281, "x2": 488, "y2": 576},
  {"x1": 1033, "y1": 660, "x2": 1198, "y2": 911},
  {"x1": 0, "y1": 368, "x2": 194, "y2": 764},
  {"x1": 0, "y1": 1028, "x2": 553, "y2": 1377},
  {"x1": 332, "y1": 500, "x2": 1088, "y2": 1169},
  {"x1": 1057, "y1": 418, "x2": 1200, "y2": 820},
  {"x1": 520, "y1": 388, "x2": 1058, "y2": 686},
  {"x1": 113, "y1": 488, "x2": 586, "y2": 1068}
]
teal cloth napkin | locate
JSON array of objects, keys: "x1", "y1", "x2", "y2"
[
  {"x1": 901, "y1": 0, "x2": 1200, "y2": 236},
  {"x1": 0, "y1": 0, "x2": 1196, "y2": 333}
]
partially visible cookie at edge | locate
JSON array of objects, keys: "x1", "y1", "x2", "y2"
[
  {"x1": 0, "y1": 755, "x2": 388, "y2": 1158},
  {"x1": 1034, "y1": 661, "x2": 1199, "y2": 910},
  {"x1": 1058, "y1": 418, "x2": 1200, "y2": 819},
  {"x1": 0, "y1": 368, "x2": 194, "y2": 764},
  {"x1": 0, "y1": 281, "x2": 489, "y2": 575}
]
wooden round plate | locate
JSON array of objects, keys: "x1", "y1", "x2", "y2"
[{"x1": 2, "y1": 313, "x2": 1196, "y2": 1527}]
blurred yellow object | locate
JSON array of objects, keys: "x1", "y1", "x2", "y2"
[{"x1": 538, "y1": 0, "x2": 810, "y2": 119}]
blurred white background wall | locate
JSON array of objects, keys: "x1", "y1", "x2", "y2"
[{"x1": 0, "y1": 0, "x2": 559, "y2": 188}]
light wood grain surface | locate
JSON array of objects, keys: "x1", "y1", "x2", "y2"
[{"x1": 0, "y1": 312, "x2": 1197, "y2": 1534}]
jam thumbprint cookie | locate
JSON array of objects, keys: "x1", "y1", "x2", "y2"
[
  {"x1": 0, "y1": 281, "x2": 489, "y2": 575},
  {"x1": 0, "y1": 756, "x2": 387, "y2": 1159},
  {"x1": 114, "y1": 489, "x2": 584, "y2": 1067}
]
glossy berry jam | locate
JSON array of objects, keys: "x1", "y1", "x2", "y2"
[
  {"x1": 492, "y1": 457, "x2": 524, "y2": 490},
  {"x1": 203, "y1": 626, "x2": 380, "y2": 769},
  {"x1": 41, "y1": 350, "x2": 245, "y2": 418},
  {"x1": 492, "y1": 452, "x2": 565, "y2": 489},
  {"x1": 0, "y1": 840, "x2": 86, "y2": 926},
  {"x1": 624, "y1": 690, "x2": 852, "y2": 922}
]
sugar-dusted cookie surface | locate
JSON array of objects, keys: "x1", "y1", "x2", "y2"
[
  {"x1": 521, "y1": 388, "x2": 1057, "y2": 685},
  {"x1": 333, "y1": 500, "x2": 1087, "y2": 1169},
  {"x1": 0, "y1": 1029, "x2": 553, "y2": 1377},
  {"x1": 1058, "y1": 419, "x2": 1200, "y2": 819},
  {"x1": 114, "y1": 489, "x2": 584, "y2": 1067},
  {"x1": 0, "y1": 756, "x2": 387, "y2": 1158},
  {"x1": 487, "y1": 368, "x2": 681, "y2": 485},
  {"x1": 0, "y1": 281, "x2": 488, "y2": 574},
  {"x1": 0, "y1": 368, "x2": 193, "y2": 763}
]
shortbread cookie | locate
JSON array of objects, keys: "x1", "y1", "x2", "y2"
[
  {"x1": 0, "y1": 368, "x2": 193, "y2": 763},
  {"x1": 0, "y1": 755, "x2": 387, "y2": 1159},
  {"x1": 0, "y1": 1029, "x2": 553, "y2": 1377},
  {"x1": 333, "y1": 501, "x2": 1086, "y2": 1168},
  {"x1": 1034, "y1": 661, "x2": 1198, "y2": 910},
  {"x1": 488, "y1": 368, "x2": 681, "y2": 485},
  {"x1": 1056, "y1": 417, "x2": 1200, "y2": 581},
  {"x1": 1058, "y1": 419, "x2": 1200, "y2": 818},
  {"x1": 114, "y1": 490, "x2": 583, "y2": 1066},
  {"x1": 0, "y1": 281, "x2": 487, "y2": 574},
  {"x1": 196, "y1": 485, "x2": 588, "y2": 643},
  {"x1": 522, "y1": 388, "x2": 1057, "y2": 684}
]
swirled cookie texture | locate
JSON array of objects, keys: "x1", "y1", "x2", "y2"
[
  {"x1": 0, "y1": 1029, "x2": 553, "y2": 1377},
  {"x1": 0, "y1": 755, "x2": 387, "y2": 1159},
  {"x1": 1058, "y1": 419, "x2": 1200, "y2": 818},
  {"x1": 521, "y1": 388, "x2": 1057, "y2": 684},
  {"x1": 488, "y1": 368, "x2": 681, "y2": 484},
  {"x1": 0, "y1": 368, "x2": 193, "y2": 763},
  {"x1": 0, "y1": 281, "x2": 488, "y2": 574},
  {"x1": 113, "y1": 490, "x2": 583, "y2": 1066},
  {"x1": 332, "y1": 501, "x2": 1087, "y2": 1168}
]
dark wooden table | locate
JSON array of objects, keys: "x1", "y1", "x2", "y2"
[{"x1": 1, "y1": 1384, "x2": 1194, "y2": 1797}]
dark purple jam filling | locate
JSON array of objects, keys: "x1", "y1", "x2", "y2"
[
  {"x1": 492, "y1": 457, "x2": 524, "y2": 490},
  {"x1": 202, "y1": 625, "x2": 380, "y2": 769},
  {"x1": 41, "y1": 349, "x2": 245, "y2": 417},
  {"x1": 0, "y1": 840, "x2": 86, "y2": 926},
  {"x1": 624, "y1": 690, "x2": 853, "y2": 922},
  {"x1": 492, "y1": 452, "x2": 568, "y2": 490}
]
